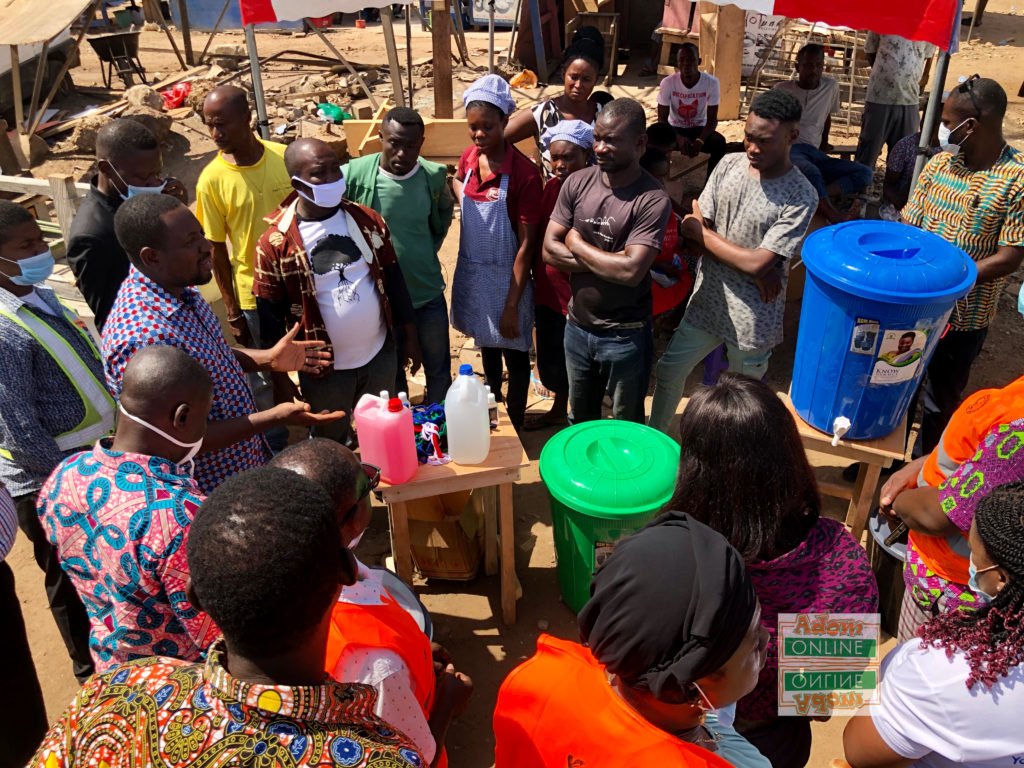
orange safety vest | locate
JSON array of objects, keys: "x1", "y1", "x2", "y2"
[
  {"x1": 324, "y1": 585, "x2": 435, "y2": 717},
  {"x1": 494, "y1": 634, "x2": 735, "y2": 768},
  {"x1": 912, "y1": 374, "x2": 1024, "y2": 584}
]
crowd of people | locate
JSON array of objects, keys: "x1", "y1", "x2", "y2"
[{"x1": 1, "y1": 25, "x2": 1024, "y2": 768}]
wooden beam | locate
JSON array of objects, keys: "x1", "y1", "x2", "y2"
[
  {"x1": 27, "y1": 41, "x2": 49, "y2": 135},
  {"x1": 48, "y1": 174, "x2": 82, "y2": 242},
  {"x1": 380, "y1": 7, "x2": 406, "y2": 108},
  {"x1": 27, "y1": 0, "x2": 106, "y2": 137},
  {"x1": 715, "y1": 4, "x2": 743, "y2": 120},
  {"x1": 177, "y1": 0, "x2": 195, "y2": 65},
  {"x1": 698, "y1": 2, "x2": 742, "y2": 120},
  {"x1": 431, "y1": 0, "x2": 453, "y2": 118},
  {"x1": 10, "y1": 46, "x2": 24, "y2": 135}
]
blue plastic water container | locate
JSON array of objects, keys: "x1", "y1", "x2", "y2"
[{"x1": 792, "y1": 221, "x2": 976, "y2": 440}]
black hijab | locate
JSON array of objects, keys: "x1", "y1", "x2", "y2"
[{"x1": 578, "y1": 512, "x2": 757, "y2": 700}]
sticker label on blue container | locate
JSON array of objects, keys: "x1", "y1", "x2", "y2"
[
  {"x1": 870, "y1": 329, "x2": 928, "y2": 384},
  {"x1": 850, "y1": 319, "x2": 879, "y2": 355}
]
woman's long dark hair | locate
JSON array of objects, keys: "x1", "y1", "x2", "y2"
[
  {"x1": 664, "y1": 374, "x2": 821, "y2": 561},
  {"x1": 919, "y1": 481, "x2": 1024, "y2": 689}
]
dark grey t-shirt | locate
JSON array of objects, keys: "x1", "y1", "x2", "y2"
[
  {"x1": 549, "y1": 165, "x2": 672, "y2": 330},
  {"x1": 685, "y1": 153, "x2": 816, "y2": 350}
]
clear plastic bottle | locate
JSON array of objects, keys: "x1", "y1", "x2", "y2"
[
  {"x1": 398, "y1": 391, "x2": 411, "y2": 408},
  {"x1": 353, "y1": 393, "x2": 418, "y2": 484},
  {"x1": 444, "y1": 364, "x2": 490, "y2": 464}
]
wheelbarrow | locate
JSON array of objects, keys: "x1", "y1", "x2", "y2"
[{"x1": 87, "y1": 29, "x2": 147, "y2": 89}]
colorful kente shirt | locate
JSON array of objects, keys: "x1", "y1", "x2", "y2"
[
  {"x1": 37, "y1": 439, "x2": 218, "y2": 672},
  {"x1": 102, "y1": 267, "x2": 271, "y2": 493},
  {"x1": 903, "y1": 418, "x2": 1024, "y2": 613},
  {"x1": 903, "y1": 145, "x2": 1024, "y2": 331},
  {"x1": 30, "y1": 640, "x2": 426, "y2": 768}
]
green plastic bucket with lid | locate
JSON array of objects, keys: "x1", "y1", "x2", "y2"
[{"x1": 539, "y1": 420, "x2": 681, "y2": 613}]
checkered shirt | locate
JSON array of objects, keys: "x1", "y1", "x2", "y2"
[{"x1": 101, "y1": 267, "x2": 270, "y2": 493}]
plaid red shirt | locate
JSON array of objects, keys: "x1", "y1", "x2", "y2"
[{"x1": 252, "y1": 194, "x2": 404, "y2": 359}]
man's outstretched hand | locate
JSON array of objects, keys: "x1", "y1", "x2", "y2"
[{"x1": 268, "y1": 323, "x2": 332, "y2": 374}]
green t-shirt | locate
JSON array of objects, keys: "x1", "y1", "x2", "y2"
[{"x1": 365, "y1": 163, "x2": 444, "y2": 309}]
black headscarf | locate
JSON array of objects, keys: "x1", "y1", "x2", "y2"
[{"x1": 578, "y1": 512, "x2": 757, "y2": 700}]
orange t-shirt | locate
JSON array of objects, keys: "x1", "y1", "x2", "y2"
[{"x1": 494, "y1": 634, "x2": 734, "y2": 768}]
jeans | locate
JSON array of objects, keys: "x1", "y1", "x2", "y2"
[
  {"x1": 911, "y1": 326, "x2": 989, "y2": 457},
  {"x1": 789, "y1": 143, "x2": 873, "y2": 199},
  {"x1": 649, "y1": 319, "x2": 772, "y2": 434},
  {"x1": 534, "y1": 304, "x2": 568, "y2": 398},
  {"x1": 394, "y1": 294, "x2": 452, "y2": 407},
  {"x1": 241, "y1": 308, "x2": 288, "y2": 452},
  {"x1": 15, "y1": 493, "x2": 94, "y2": 683},
  {"x1": 0, "y1": 560, "x2": 49, "y2": 766},
  {"x1": 564, "y1": 320, "x2": 654, "y2": 424},
  {"x1": 300, "y1": 340, "x2": 397, "y2": 443},
  {"x1": 481, "y1": 347, "x2": 531, "y2": 431}
]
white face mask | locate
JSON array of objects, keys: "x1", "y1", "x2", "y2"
[
  {"x1": 346, "y1": 529, "x2": 365, "y2": 551},
  {"x1": 937, "y1": 117, "x2": 972, "y2": 155},
  {"x1": 292, "y1": 175, "x2": 346, "y2": 208},
  {"x1": 107, "y1": 161, "x2": 167, "y2": 200},
  {"x1": 118, "y1": 403, "x2": 203, "y2": 474}
]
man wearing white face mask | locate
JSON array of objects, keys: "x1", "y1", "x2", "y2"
[
  {"x1": 67, "y1": 119, "x2": 187, "y2": 332},
  {"x1": 36, "y1": 345, "x2": 221, "y2": 672},
  {"x1": 0, "y1": 200, "x2": 113, "y2": 683},
  {"x1": 902, "y1": 76, "x2": 1024, "y2": 457},
  {"x1": 254, "y1": 138, "x2": 420, "y2": 445}
]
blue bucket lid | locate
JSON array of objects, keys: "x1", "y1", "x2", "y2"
[{"x1": 802, "y1": 221, "x2": 977, "y2": 305}]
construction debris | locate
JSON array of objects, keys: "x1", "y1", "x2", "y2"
[{"x1": 125, "y1": 85, "x2": 165, "y2": 110}]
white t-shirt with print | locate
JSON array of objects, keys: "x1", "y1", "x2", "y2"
[
  {"x1": 871, "y1": 638, "x2": 1024, "y2": 767},
  {"x1": 297, "y1": 210, "x2": 386, "y2": 370},
  {"x1": 657, "y1": 71, "x2": 721, "y2": 129}
]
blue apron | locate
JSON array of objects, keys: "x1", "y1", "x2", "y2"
[{"x1": 450, "y1": 170, "x2": 533, "y2": 352}]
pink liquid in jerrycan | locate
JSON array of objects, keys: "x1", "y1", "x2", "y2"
[{"x1": 353, "y1": 394, "x2": 418, "y2": 484}]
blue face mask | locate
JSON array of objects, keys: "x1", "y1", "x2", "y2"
[
  {"x1": 968, "y1": 556, "x2": 1000, "y2": 601},
  {"x1": 1, "y1": 248, "x2": 55, "y2": 286},
  {"x1": 107, "y1": 161, "x2": 166, "y2": 200}
]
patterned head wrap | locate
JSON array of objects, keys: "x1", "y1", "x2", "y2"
[
  {"x1": 462, "y1": 74, "x2": 516, "y2": 116},
  {"x1": 540, "y1": 119, "x2": 594, "y2": 151}
]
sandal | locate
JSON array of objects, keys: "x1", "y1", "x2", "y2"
[
  {"x1": 638, "y1": 64, "x2": 658, "y2": 77},
  {"x1": 531, "y1": 372, "x2": 553, "y2": 400}
]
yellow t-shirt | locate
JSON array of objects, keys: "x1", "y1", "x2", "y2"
[{"x1": 195, "y1": 139, "x2": 292, "y2": 310}]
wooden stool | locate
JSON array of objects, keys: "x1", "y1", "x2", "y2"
[
  {"x1": 781, "y1": 393, "x2": 909, "y2": 542},
  {"x1": 377, "y1": 403, "x2": 530, "y2": 624}
]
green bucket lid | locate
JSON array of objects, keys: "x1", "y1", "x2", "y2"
[{"x1": 539, "y1": 421, "x2": 681, "y2": 518}]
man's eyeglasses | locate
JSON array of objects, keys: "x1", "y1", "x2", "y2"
[
  {"x1": 356, "y1": 462, "x2": 381, "y2": 503},
  {"x1": 341, "y1": 463, "x2": 381, "y2": 526},
  {"x1": 956, "y1": 73, "x2": 982, "y2": 115}
]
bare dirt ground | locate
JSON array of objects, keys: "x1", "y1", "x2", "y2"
[{"x1": 10, "y1": 5, "x2": 1024, "y2": 766}]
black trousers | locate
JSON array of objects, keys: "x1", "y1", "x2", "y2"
[
  {"x1": 481, "y1": 347, "x2": 531, "y2": 431},
  {"x1": 911, "y1": 326, "x2": 989, "y2": 457},
  {"x1": 673, "y1": 125, "x2": 729, "y2": 174},
  {"x1": 0, "y1": 560, "x2": 49, "y2": 767},
  {"x1": 534, "y1": 305, "x2": 569, "y2": 398},
  {"x1": 15, "y1": 493, "x2": 94, "y2": 683}
]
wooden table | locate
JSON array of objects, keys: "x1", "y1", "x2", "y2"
[
  {"x1": 377, "y1": 404, "x2": 530, "y2": 625},
  {"x1": 780, "y1": 393, "x2": 909, "y2": 542}
]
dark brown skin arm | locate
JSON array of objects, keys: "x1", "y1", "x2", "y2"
[
  {"x1": 565, "y1": 229, "x2": 659, "y2": 287},
  {"x1": 504, "y1": 108, "x2": 539, "y2": 145},
  {"x1": 543, "y1": 219, "x2": 589, "y2": 273}
]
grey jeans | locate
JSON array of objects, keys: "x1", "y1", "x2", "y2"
[{"x1": 299, "y1": 340, "x2": 398, "y2": 442}]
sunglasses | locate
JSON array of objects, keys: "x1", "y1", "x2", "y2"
[
  {"x1": 340, "y1": 462, "x2": 381, "y2": 522},
  {"x1": 956, "y1": 73, "x2": 982, "y2": 116}
]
